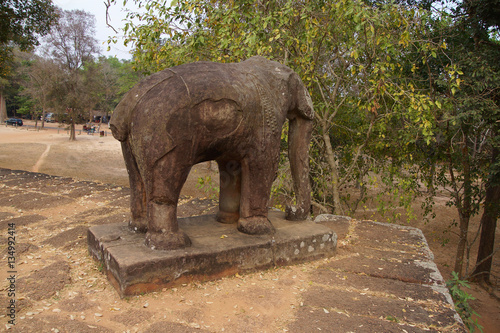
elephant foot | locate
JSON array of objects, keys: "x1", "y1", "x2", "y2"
[
  {"x1": 216, "y1": 210, "x2": 239, "y2": 224},
  {"x1": 145, "y1": 230, "x2": 192, "y2": 250},
  {"x1": 285, "y1": 205, "x2": 309, "y2": 221},
  {"x1": 237, "y1": 216, "x2": 275, "y2": 235},
  {"x1": 129, "y1": 217, "x2": 148, "y2": 233}
]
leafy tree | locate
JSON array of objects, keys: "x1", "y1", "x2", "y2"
[
  {"x1": 450, "y1": 0, "x2": 500, "y2": 283},
  {"x1": 0, "y1": 0, "x2": 57, "y2": 122},
  {"x1": 19, "y1": 52, "x2": 64, "y2": 128},
  {"x1": 115, "y1": 60, "x2": 145, "y2": 98},
  {"x1": 0, "y1": 49, "x2": 38, "y2": 120},
  {"x1": 85, "y1": 56, "x2": 144, "y2": 121},
  {"x1": 0, "y1": 0, "x2": 57, "y2": 77},
  {"x1": 41, "y1": 8, "x2": 100, "y2": 140},
  {"x1": 113, "y1": 0, "x2": 453, "y2": 217},
  {"x1": 401, "y1": 0, "x2": 500, "y2": 280},
  {"x1": 91, "y1": 57, "x2": 121, "y2": 118}
]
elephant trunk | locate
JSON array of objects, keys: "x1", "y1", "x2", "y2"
[{"x1": 285, "y1": 116, "x2": 313, "y2": 220}]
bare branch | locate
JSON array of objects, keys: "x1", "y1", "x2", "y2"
[
  {"x1": 105, "y1": 0, "x2": 119, "y2": 34},
  {"x1": 339, "y1": 117, "x2": 375, "y2": 188}
]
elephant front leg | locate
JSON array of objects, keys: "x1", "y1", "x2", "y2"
[
  {"x1": 145, "y1": 201, "x2": 191, "y2": 250},
  {"x1": 237, "y1": 156, "x2": 276, "y2": 235},
  {"x1": 216, "y1": 159, "x2": 241, "y2": 224},
  {"x1": 144, "y1": 159, "x2": 192, "y2": 250}
]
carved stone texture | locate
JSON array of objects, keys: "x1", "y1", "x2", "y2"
[{"x1": 110, "y1": 56, "x2": 315, "y2": 250}]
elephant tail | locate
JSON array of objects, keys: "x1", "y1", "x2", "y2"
[{"x1": 109, "y1": 76, "x2": 147, "y2": 142}]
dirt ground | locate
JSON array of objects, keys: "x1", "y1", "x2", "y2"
[{"x1": 0, "y1": 120, "x2": 499, "y2": 332}]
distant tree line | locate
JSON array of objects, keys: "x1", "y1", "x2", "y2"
[{"x1": 1, "y1": 5, "x2": 143, "y2": 140}]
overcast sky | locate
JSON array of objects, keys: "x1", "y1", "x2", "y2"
[{"x1": 53, "y1": 0, "x2": 137, "y2": 60}]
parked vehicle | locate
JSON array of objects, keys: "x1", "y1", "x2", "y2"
[
  {"x1": 45, "y1": 113, "x2": 55, "y2": 122},
  {"x1": 5, "y1": 118, "x2": 23, "y2": 126}
]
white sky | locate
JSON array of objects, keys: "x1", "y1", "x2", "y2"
[{"x1": 53, "y1": 0, "x2": 138, "y2": 60}]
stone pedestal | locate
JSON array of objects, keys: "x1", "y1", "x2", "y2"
[{"x1": 88, "y1": 210, "x2": 336, "y2": 297}]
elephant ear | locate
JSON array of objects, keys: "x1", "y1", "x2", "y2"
[{"x1": 288, "y1": 72, "x2": 314, "y2": 120}]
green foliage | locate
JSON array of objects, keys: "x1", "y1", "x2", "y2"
[
  {"x1": 196, "y1": 176, "x2": 219, "y2": 200},
  {"x1": 446, "y1": 271, "x2": 483, "y2": 332},
  {"x1": 0, "y1": 0, "x2": 57, "y2": 78},
  {"x1": 84, "y1": 57, "x2": 144, "y2": 115},
  {"x1": 14, "y1": 93, "x2": 36, "y2": 117},
  {"x1": 115, "y1": 0, "x2": 454, "y2": 218},
  {"x1": 412, "y1": 0, "x2": 500, "y2": 276}
]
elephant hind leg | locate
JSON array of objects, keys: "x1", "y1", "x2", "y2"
[
  {"x1": 121, "y1": 141, "x2": 147, "y2": 232},
  {"x1": 216, "y1": 159, "x2": 241, "y2": 224}
]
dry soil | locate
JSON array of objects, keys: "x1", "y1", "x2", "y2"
[{"x1": 0, "y1": 120, "x2": 498, "y2": 332}]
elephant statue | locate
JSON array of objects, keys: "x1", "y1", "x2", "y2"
[{"x1": 110, "y1": 56, "x2": 314, "y2": 250}]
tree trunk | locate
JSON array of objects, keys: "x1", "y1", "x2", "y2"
[
  {"x1": 454, "y1": 138, "x2": 472, "y2": 278},
  {"x1": 454, "y1": 214, "x2": 471, "y2": 277},
  {"x1": 472, "y1": 147, "x2": 500, "y2": 284},
  {"x1": 0, "y1": 91, "x2": 7, "y2": 123},
  {"x1": 322, "y1": 130, "x2": 344, "y2": 215},
  {"x1": 69, "y1": 111, "x2": 76, "y2": 141}
]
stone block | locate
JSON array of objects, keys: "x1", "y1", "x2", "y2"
[{"x1": 88, "y1": 210, "x2": 336, "y2": 297}]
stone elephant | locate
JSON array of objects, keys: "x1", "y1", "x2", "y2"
[{"x1": 110, "y1": 56, "x2": 314, "y2": 250}]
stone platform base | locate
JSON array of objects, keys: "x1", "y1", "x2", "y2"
[{"x1": 88, "y1": 210, "x2": 337, "y2": 297}]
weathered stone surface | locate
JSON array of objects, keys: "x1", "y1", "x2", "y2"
[
  {"x1": 13, "y1": 316, "x2": 112, "y2": 333},
  {"x1": 311, "y1": 269, "x2": 450, "y2": 304},
  {"x1": 88, "y1": 210, "x2": 336, "y2": 297},
  {"x1": 303, "y1": 286, "x2": 458, "y2": 328},
  {"x1": 43, "y1": 225, "x2": 89, "y2": 247},
  {"x1": 110, "y1": 309, "x2": 154, "y2": 326},
  {"x1": 144, "y1": 321, "x2": 211, "y2": 333},
  {"x1": 18, "y1": 261, "x2": 71, "y2": 301},
  {"x1": 355, "y1": 221, "x2": 430, "y2": 251},
  {"x1": 110, "y1": 56, "x2": 315, "y2": 250},
  {"x1": 0, "y1": 211, "x2": 15, "y2": 221},
  {"x1": 0, "y1": 192, "x2": 74, "y2": 210},
  {"x1": 314, "y1": 215, "x2": 351, "y2": 240},
  {"x1": 325, "y1": 255, "x2": 438, "y2": 284},
  {"x1": 58, "y1": 295, "x2": 97, "y2": 312},
  {"x1": 286, "y1": 218, "x2": 466, "y2": 332},
  {"x1": 0, "y1": 213, "x2": 46, "y2": 229},
  {"x1": 289, "y1": 307, "x2": 444, "y2": 333}
]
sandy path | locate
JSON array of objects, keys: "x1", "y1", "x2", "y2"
[
  {"x1": 0, "y1": 120, "x2": 216, "y2": 197},
  {"x1": 32, "y1": 144, "x2": 51, "y2": 172}
]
